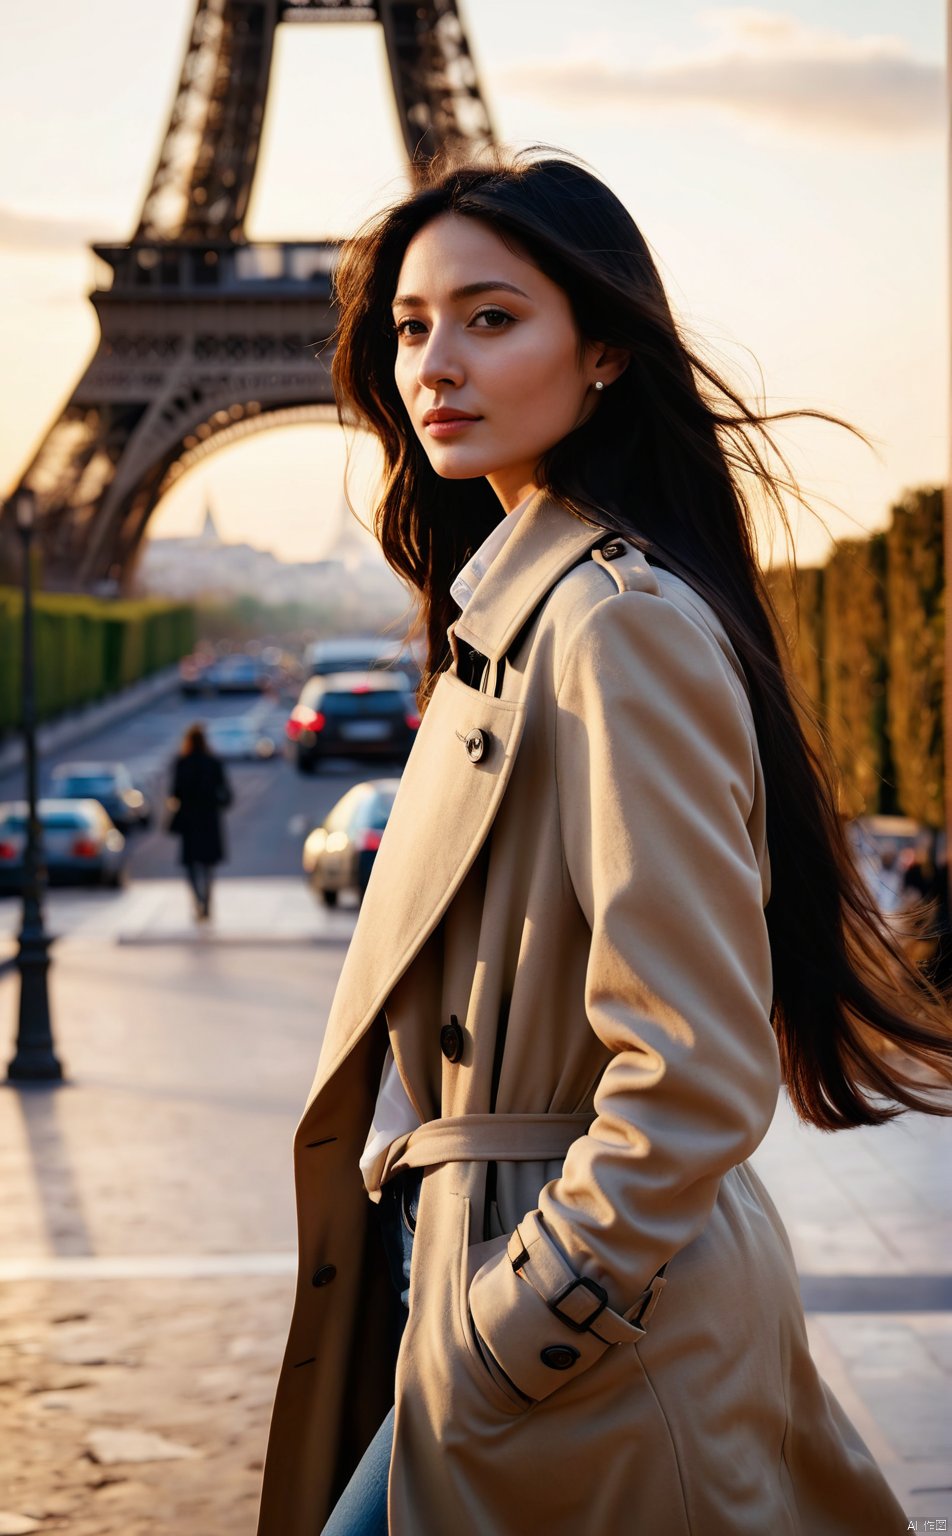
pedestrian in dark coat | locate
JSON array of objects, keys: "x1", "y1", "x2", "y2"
[{"x1": 168, "y1": 723, "x2": 232, "y2": 921}]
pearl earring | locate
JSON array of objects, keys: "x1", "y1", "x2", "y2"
[{"x1": 594, "y1": 380, "x2": 604, "y2": 392}]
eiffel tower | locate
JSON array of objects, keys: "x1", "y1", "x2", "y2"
[{"x1": 1, "y1": 0, "x2": 494, "y2": 590}]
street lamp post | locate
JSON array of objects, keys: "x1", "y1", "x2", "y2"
[
  {"x1": 6, "y1": 489, "x2": 62, "y2": 1083},
  {"x1": 946, "y1": 0, "x2": 952, "y2": 925}
]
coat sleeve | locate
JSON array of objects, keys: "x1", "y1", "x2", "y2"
[{"x1": 468, "y1": 584, "x2": 779, "y2": 1404}]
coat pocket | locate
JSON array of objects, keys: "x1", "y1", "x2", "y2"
[{"x1": 455, "y1": 1198, "x2": 533, "y2": 1418}]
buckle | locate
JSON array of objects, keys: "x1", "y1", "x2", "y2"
[{"x1": 548, "y1": 1275, "x2": 609, "y2": 1334}]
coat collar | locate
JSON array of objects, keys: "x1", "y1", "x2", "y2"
[{"x1": 451, "y1": 491, "x2": 605, "y2": 662}]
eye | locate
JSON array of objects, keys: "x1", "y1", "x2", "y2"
[
  {"x1": 472, "y1": 307, "x2": 515, "y2": 329},
  {"x1": 394, "y1": 317, "x2": 427, "y2": 338}
]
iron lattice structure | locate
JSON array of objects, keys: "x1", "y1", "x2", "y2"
[{"x1": 2, "y1": 0, "x2": 494, "y2": 589}]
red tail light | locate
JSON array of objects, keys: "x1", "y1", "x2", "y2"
[
  {"x1": 357, "y1": 830, "x2": 384, "y2": 853},
  {"x1": 405, "y1": 711, "x2": 421, "y2": 730},
  {"x1": 71, "y1": 837, "x2": 99, "y2": 858},
  {"x1": 286, "y1": 707, "x2": 326, "y2": 741},
  {"x1": 0, "y1": 840, "x2": 16, "y2": 860}
]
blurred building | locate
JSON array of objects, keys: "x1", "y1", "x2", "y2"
[{"x1": 134, "y1": 499, "x2": 408, "y2": 624}]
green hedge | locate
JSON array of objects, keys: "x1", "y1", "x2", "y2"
[
  {"x1": 821, "y1": 533, "x2": 890, "y2": 818},
  {"x1": 885, "y1": 488, "x2": 945, "y2": 826},
  {"x1": 0, "y1": 589, "x2": 195, "y2": 734},
  {"x1": 766, "y1": 485, "x2": 944, "y2": 822}
]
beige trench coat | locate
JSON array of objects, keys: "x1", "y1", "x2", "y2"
[{"x1": 257, "y1": 493, "x2": 904, "y2": 1535}]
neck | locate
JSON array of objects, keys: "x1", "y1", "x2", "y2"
[{"x1": 486, "y1": 475, "x2": 539, "y2": 515}]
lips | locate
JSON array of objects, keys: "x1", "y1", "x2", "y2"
[
  {"x1": 422, "y1": 407, "x2": 481, "y2": 425},
  {"x1": 422, "y1": 406, "x2": 482, "y2": 441}
]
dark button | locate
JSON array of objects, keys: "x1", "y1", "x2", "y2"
[
  {"x1": 311, "y1": 1264, "x2": 336, "y2": 1288},
  {"x1": 464, "y1": 728, "x2": 486, "y2": 763},
  {"x1": 440, "y1": 1016, "x2": 464, "y2": 1064},
  {"x1": 540, "y1": 1344, "x2": 580, "y2": 1370},
  {"x1": 600, "y1": 539, "x2": 626, "y2": 560}
]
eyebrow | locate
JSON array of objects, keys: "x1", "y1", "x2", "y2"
[{"x1": 391, "y1": 280, "x2": 529, "y2": 310}]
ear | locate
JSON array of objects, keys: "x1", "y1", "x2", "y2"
[{"x1": 586, "y1": 341, "x2": 630, "y2": 390}]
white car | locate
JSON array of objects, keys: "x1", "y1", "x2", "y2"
[
  {"x1": 205, "y1": 718, "x2": 277, "y2": 761},
  {"x1": 0, "y1": 800, "x2": 127, "y2": 889},
  {"x1": 303, "y1": 779, "x2": 399, "y2": 907}
]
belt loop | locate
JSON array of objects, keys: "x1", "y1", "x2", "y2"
[{"x1": 631, "y1": 1265, "x2": 667, "y2": 1329}]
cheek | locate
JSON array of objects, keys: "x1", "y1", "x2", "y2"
[
  {"x1": 487, "y1": 329, "x2": 585, "y2": 427},
  {"x1": 393, "y1": 354, "x2": 415, "y2": 411}
]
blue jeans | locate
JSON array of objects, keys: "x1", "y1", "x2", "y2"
[
  {"x1": 320, "y1": 1408, "x2": 394, "y2": 1536},
  {"x1": 320, "y1": 1169, "x2": 421, "y2": 1536}
]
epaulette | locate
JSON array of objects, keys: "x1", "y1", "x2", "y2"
[{"x1": 590, "y1": 536, "x2": 662, "y2": 597}]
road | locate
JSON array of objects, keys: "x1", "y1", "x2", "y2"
[{"x1": 0, "y1": 685, "x2": 396, "y2": 882}]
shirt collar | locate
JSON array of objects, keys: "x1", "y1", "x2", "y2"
[{"x1": 450, "y1": 491, "x2": 534, "y2": 615}]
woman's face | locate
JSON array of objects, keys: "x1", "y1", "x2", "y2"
[{"x1": 392, "y1": 213, "x2": 613, "y2": 512}]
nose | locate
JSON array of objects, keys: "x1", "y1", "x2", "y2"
[{"x1": 417, "y1": 325, "x2": 464, "y2": 392}]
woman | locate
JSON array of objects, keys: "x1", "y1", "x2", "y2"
[
  {"x1": 168, "y1": 722, "x2": 232, "y2": 921},
  {"x1": 256, "y1": 153, "x2": 951, "y2": 1536}
]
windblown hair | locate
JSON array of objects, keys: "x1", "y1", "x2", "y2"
[{"x1": 331, "y1": 147, "x2": 952, "y2": 1130}]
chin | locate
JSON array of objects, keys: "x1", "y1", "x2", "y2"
[
  {"x1": 423, "y1": 449, "x2": 496, "y2": 481},
  {"x1": 430, "y1": 464, "x2": 490, "y2": 481}
]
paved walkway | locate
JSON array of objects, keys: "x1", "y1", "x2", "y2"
[
  {"x1": 0, "y1": 931, "x2": 948, "y2": 1532},
  {"x1": 0, "y1": 878, "x2": 357, "y2": 948}
]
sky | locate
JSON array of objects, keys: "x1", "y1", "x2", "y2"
[{"x1": 0, "y1": 0, "x2": 945, "y2": 568}]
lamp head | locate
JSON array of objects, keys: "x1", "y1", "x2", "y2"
[{"x1": 14, "y1": 489, "x2": 36, "y2": 533}]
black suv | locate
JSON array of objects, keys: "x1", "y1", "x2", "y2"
[{"x1": 286, "y1": 671, "x2": 420, "y2": 773}]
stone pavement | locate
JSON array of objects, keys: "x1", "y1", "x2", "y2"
[{"x1": 0, "y1": 933, "x2": 949, "y2": 1533}]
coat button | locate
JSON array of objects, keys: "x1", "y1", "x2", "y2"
[
  {"x1": 311, "y1": 1264, "x2": 336, "y2": 1288},
  {"x1": 540, "y1": 1344, "x2": 580, "y2": 1370},
  {"x1": 600, "y1": 539, "x2": 626, "y2": 560},
  {"x1": 440, "y1": 1016, "x2": 464, "y2": 1063},
  {"x1": 464, "y1": 728, "x2": 486, "y2": 763}
]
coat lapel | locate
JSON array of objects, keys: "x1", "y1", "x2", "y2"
[{"x1": 303, "y1": 494, "x2": 606, "y2": 1108}]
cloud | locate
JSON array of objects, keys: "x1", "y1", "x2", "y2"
[
  {"x1": 501, "y1": 9, "x2": 943, "y2": 140},
  {"x1": 0, "y1": 205, "x2": 114, "y2": 251}
]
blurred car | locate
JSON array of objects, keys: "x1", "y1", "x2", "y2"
[
  {"x1": 302, "y1": 779, "x2": 399, "y2": 907},
  {"x1": 202, "y1": 654, "x2": 273, "y2": 694},
  {"x1": 205, "y1": 717, "x2": 277, "y2": 761},
  {"x1": 286, "y1": 672, "x2": 420, "y2": 773},
  {"x1": 180, "y1": 652, "x2": 273, "y2": 696},
  {"x1": 179, "y1": 652, "x2": 215, "y2": 696},
  {"x1": 0, "y1": 800, "x2": 127, "y2": 889},
  {"x1": 50, "y1": 761, "x2": 152, "y2": 831},
  {"x1": 304, "y1": 636, "x2": 423, "y2": 689}
]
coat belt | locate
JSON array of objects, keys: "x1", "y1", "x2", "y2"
[{"x1": 380, "y1": 1111, "x2": 594, "y2": 1186}]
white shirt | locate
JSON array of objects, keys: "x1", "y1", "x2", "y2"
[{"x1": 359, "y1": 494, "x2": 533, "y2": 1195}]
